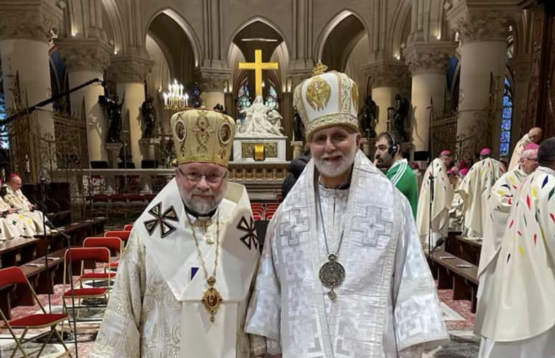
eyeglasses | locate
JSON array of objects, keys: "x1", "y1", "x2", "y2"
[
  {"x1": 177, "y1": 167, "x2": 228, "y2": 183},
  {"x1": 524, "y1": 157, "x2": 538, "y2": 162}
]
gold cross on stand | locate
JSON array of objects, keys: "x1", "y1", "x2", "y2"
[{"x1": 239, "y1": 49, "x2": 279, "y2": 97}]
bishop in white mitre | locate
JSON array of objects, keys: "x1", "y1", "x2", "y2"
[
  {"x1": 416, "y1": 150, "x2": 454, "y2": 250},
  {"x1": 4, "y1": 174, "x2": 48, "y2": 234},
  {"x1": 246, "y1": 70, "x2": 449, "y2": 357},
  {"x1": 456, "y1": 149, "x2": 505, "y2": 238},
  {"x1": 476, "y1": 137, "x2": 555, "y2": 358},
  {"x1": 508, "y1": 127, "x2": 542, "y2": 170},
  {"x1": 92, "y1": 109, "x2": 260, "y2": 358},
  {"x1": 474, "y1": 143, "x2": 539, "y2": 355}
]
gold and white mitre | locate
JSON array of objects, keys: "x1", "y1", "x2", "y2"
[
  {"x1": 293, "y1": 65, "x2": 359, "y2": 140},
  {"x1": 171, "y1": 109, "x2": 236, "y2": 167}
]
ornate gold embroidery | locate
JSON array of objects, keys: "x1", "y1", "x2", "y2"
[
  {"x1": 305, "y1": 76, "x2": 331, "y2": 111},
  {"x1": 193, "y1": 114, "x2": 214, "y2": 154},
  {"x1": 351, "y1": 82, "x2": 359, "y2": 112}
]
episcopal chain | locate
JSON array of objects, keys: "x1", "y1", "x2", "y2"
[
  {"x1": 316, "y1": 187, "x2": 346, "y2": 300},
  {"x1": 187, "y1": 211, "x2": 223, "y2": 322}
]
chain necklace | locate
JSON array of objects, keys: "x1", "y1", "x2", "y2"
[
  {"x1": 316, "y1": 186, "x2": 346, "y2": 301},
  {"x1": 187, "y1": 211, "x2": 223, "y2": 322}
]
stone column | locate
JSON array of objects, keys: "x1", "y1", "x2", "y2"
[
  {"x1": 404, "y1": 41, "x2": 457, "y2": 152},
  {"x1": 108, "y1": 53, "x2": 154, "y2": 168},
  {"x1": 0, "y1": 2, "x2": 61, "y2": 139},
  {"x1": 56, "y1": 38, "x2": 112, "y2": 164},
  {"x1": 363, "y1": 62, "x2": 410, "y2": 135},
  {"x1": 447, "y1": 5, "x2": 518, "y2": 157},
  {"x1": 197, "y1": 68, "x2": 230, "y2": 110},
  {"x1": 509, "y1": 55, "x2": 531, "y2": 149}
]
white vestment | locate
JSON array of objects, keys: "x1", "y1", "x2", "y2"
[
  {"x1": 246, "y1": 151, "x2": 449, "y2": 357},
  {"x1": 91, "y1": 179, "x2": 260, "y2": 358},
  {"x1": 508, "y1": 134, "x2": 531, "y2": 171},
  {"x1": 456, "y1": 158, "x2": 505, "y2": 238},
  {"x1": 477, "y1": 167, "x2": 555, "y2": 358},
  {"x1": 416, "y1": 158, "x2": 453, "y2": 250},
  {"x1": 4, "y1": 187, "x2": 46, "y2": 234},
  {"x1": 0, "y1": 196, "x2": 37, "y2": 239}
]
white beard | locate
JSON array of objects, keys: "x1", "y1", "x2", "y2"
[
  {"x1": 180, "y1": 180, "x2": 228, "y2": 215},
  {"x1": 314, "y1": 145, "x2": 357, "y2": 178}
]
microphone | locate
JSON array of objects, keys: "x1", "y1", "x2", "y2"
[{"x1": 431, "y1": 237, "x2": 445, "y2": 255}]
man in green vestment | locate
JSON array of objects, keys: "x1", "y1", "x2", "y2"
[{"x1": 374, "y1": 131, "x2": 418, "y2": 218}]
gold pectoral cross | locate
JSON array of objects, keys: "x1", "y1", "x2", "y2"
[{"x1": 238, "y1": 49, "x2": 279, "y2": 97}]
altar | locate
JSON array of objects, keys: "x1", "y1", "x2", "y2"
[{"x1": 233, "y1": 136, "x2": 288, "y2": 162}]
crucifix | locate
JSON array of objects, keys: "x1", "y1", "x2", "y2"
[{"x1": 239, "y1": 49, "x2": 279, "y2": 97}]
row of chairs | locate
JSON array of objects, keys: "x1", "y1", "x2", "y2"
[
  {"x1": 251, "y1": 202, "x2": 280, "y2": 221},
  {"x1": 0, "y1": 226, "x2": 133, "y2": 357}
]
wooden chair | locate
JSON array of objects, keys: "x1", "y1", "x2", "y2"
[{"x1": 0, "y1": 266, "x2": 72, "y2": 358}]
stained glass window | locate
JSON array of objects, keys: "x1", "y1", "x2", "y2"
[
  {"x1": 500, "y1": 77, "x2": 513, "y2": 156},
  {"x1": 264, "y1": 84, "x2": 279, "y2": 110},
  {"x1": 237, "y1": 79, "x2": 251, "y2": 114},
  {"x1": 0, "y1": 77, "x2": 7, "y2": 150}
]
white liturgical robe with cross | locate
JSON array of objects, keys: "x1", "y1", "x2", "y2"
[{"x1": 91, "y1": 179, "x2": 260, "y2": 358}]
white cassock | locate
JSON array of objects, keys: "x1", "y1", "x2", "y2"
[
  {"x1": 0, "y1": 196, "x2": 37, "y2": 239},
  {"x1": 508, "y1": 134, "x2": 531, "y2": 171},
  {"x1": 416, "y1": 158, "x2": 453, "y2": 250},
  {"x1": 246, "y1": 151, "x2": 449, "y2": 358},
  {"x1": 91, "y1": 179, "x2": 260, "y2": 358},
  {"x1": 456, "y1": 158, "x2": 505, "y2": 238},
  {"x1": 4, "y1": 187, "x2": 47, "y2": 234},
  {"x1": 477, "y1": 166, "x2": 555, "y2": 358},
  {"x1": 474, "y1": 168, "x2": 526, "y2": 353}
]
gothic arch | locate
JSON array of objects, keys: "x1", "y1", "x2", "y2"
[
  {"x1": 225, "y1": 16, "x2": 291, "y2": 69},
  {"x1": 144, "y1": 8, "x2": 202, "y2": 67},
  {"x1": 314, "y1": 9, "x2": 369, "y2": 65},
  {"x1": 388, "y1": 0, "x2": 411, "y2": 58},
  {"x1": 101, "y1": 0, "x2": 126, "y2": 53}
]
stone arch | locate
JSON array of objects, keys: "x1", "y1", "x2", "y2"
[
  {"x1": 144, "y1": 8, "x2": 202, "y2": 68},
  {"x1": 101, "y1": 0, "x2": 126, "y2": 53},
  {"x1": 388, "y1": 0, "x2": 411, "y2": 59},
  {"x1": 314, "y1": 9, "x2": 368, "y2": 71},
  {"x1": 314, "y1": 9, "x2": 368, "y2": 72},
  {"x1": 226, "y1": 16, "x2": 291, "y2": 69}
]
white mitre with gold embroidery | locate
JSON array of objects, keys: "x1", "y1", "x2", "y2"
[{"x1": 293, "y1": 64, "x2": 359, "y2": 140}]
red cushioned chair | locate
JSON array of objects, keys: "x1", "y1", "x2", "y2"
[
  {"x1": 0, "y1": 267, "x2": 72, "y2": 357},
  {"x1": 83, "y1": 237, "x2": 123, "y2": 278},
  {"x1": 123, "y1": 224, "x2": 133, "y2": 231},
  {"x1": 62, "y1": 248, "x2": 111, "y2": 324},
  {"x1": 104, "y1": 231, "x2": 131, "y2": 269}
]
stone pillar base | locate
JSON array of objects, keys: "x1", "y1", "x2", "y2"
[
  {"x1": 105, "y1": 143, "x2": 123, "y2": 169},
  {"x1": 139, "y1": 138, "x2": 161, "y2": 161},
  {"x1": 291, "y1": 141, "x2": 304, "y2": 159}
]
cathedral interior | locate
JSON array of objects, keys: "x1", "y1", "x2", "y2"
[{"x1": 0, "y1": 0, "x2": 555, "y2": 357}]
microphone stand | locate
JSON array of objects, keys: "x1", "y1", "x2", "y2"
[
  {"x1": 59, "y1": 231, "x2": 80, "y2": 358},
  {"x1": 39, "y1": 176, "x2": 52, "y2": 313}
]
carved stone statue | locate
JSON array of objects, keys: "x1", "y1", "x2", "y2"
[
  {"x1": 141, "y1": 96, "x2": 156, "y2": 139},
  {"x1": 100, "y1": 93, "x2": 125, "y2": 143},
  {"x1": 237, "y1": 96, "x2": 284, "y2": 137},
  {"x1": 390, "y1": 94, "x2": 410, "y2": 142},
  {"x1": 358, "y1": 96, "x2": 378, "y2": 139},
  {"x1": 293, "y1": 111, "x2": 305, "y2": 141}
]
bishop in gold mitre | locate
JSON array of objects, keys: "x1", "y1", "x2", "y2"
[{"x1": 92, "y1": 109, "x2": 260, "y2": 358}]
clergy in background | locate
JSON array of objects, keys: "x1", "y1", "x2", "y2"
[
  {"x1": 4, "y1": 174, "x2": 50, "y2": 234},
  {"x1": 0, "y1": 179, "x2": 38, "y2": 239},
  {"x1": 416, "y1": 150, "x2": 454, "y2": 251},
  {"x1": 508, "y1": 127, "x2": 542, "y2": 170},
  {"x1": 374, "y1": 131, "x2": 418, "y2": 218},
  {"x1": 92, "y1": 109, "x2": 259, "y2": 358},
  {"x1": 476, "y1": 137, "x2": 555, "y2": 358},
  {"x1": 448, "y1": 168, "x2": 465, "y2": 231},
  {"x1": 474, "y1": 143, "x2": 539, "y2": 351},
  {"x1": 246, "y1": 70, "x2": 449, "y2": 357},
  {"x1": 456, "y1": 148, "x2": 505, "y2": 238}
]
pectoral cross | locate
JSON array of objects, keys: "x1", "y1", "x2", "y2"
[{"x1": 239, "y1": 50, "x2": 279, "y2": 97}]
